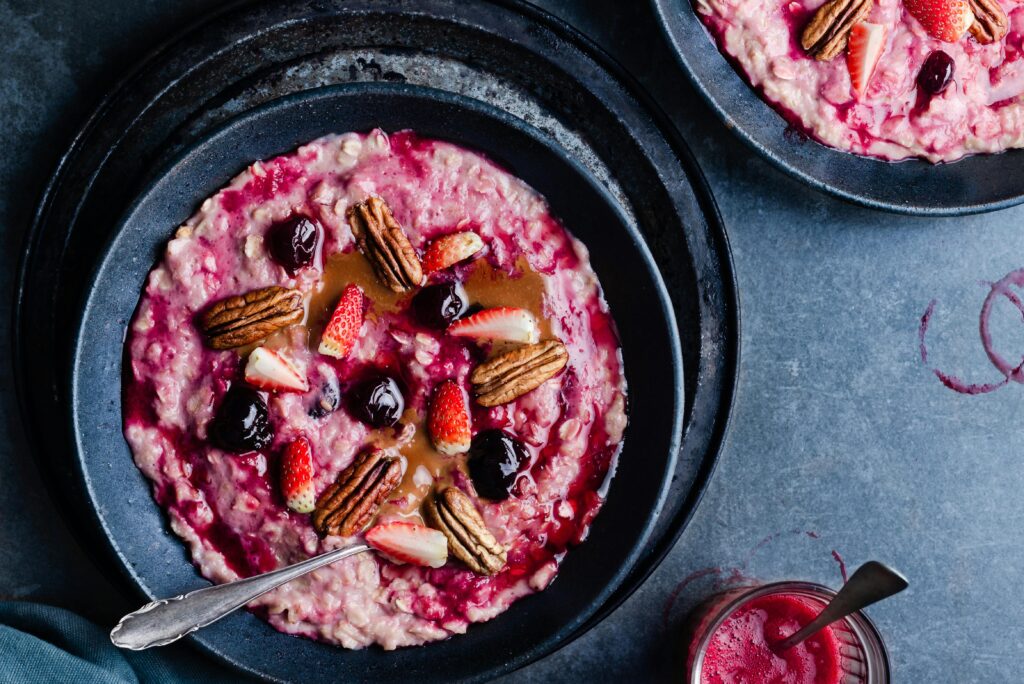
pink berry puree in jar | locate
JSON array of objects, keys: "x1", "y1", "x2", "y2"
[{"x1": 686, "y1": 582, "x2": 889, "y2": 684}]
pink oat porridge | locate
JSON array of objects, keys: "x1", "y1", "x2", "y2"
[
  {"x1": 123, "y1": 129, "x2": 627, "y2": 650},
  {"x1": 697, "y1": 0, "x2": 1024, "y2": 161}
]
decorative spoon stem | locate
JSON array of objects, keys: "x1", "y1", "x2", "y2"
[
  {"x1": 775, "y1": 560, "x2": 907, "y2": 653},
  {"x1": 110, "y1": 543, "x2": 370, "y2": 650}
]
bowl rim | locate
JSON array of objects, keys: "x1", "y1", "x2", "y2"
[{"x1": 70, "y1": 81, "x2": 684, "y2": 682}]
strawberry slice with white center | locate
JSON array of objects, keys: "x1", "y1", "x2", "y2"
[
  {"x1": 318, "y1": 283, "x2": 364, "y2": 359},
  {"x1": 422, "y1": 231, "x2": 485, "y2": 274},
  {"x1": 428, "y1": 380, "x2": 472, "y2": 455},
  {"x1": 365, "y1": 521, "x2": 448, "y2": 568},
  {"x1": 244, "y1": 347, "x2": 309, "y2": 393},
  {"x1": 904, "y1": 0, "x2": 974, "y2": 42},
  {"x1": 447, "y1": 307, "x2": 539, "y2": 344},
  {"x1": 280, "y1": 437, "x2": 315, "y2": 513},
  {"x1": 847, "y1": 22, "x2": 888, "y2": 97}
]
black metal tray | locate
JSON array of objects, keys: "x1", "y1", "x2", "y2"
[{"x1": 13, "y1": 0, "x2": 738, "y2": 680}]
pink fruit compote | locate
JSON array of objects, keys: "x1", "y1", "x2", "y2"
[
  {"x1": 701, "y1": 594, "x2": 843, "y2": 684},
  {"x1": 686, "y1": 583, "x2": 888, "y2": 684},
  {"x1": 696, "y1": 0, "x2": 1024, "y2": 161},
  {"x1": 122, "y1": 129, "x2": 628, "y2": 649}
]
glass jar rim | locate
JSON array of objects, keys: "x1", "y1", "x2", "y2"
[{"x1": 688, "y1": 580, "x2": 891, "y2": 684}]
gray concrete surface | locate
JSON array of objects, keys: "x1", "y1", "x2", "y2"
[{"x1": 3, "y1": 0, "x2": 1022, "y2": 681}]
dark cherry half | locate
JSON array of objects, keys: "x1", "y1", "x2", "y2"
[
  {"x1": 349, "y1": 375, "x2": 405, "y2": 427},
  {"x1": 412, "y1": 282, "x2": 468, "y2": 329},
  {"x1": 267, "y1": 215, "x2": 320, "y2": 274},
  {"x1": 212, "y1": 386, "x2": 273, "y2": 453},
  {"x1": 467, "y1": 429, "x2": 529, "y2": 501},
  {"x1": 917, "y1": 51, "x2": 955, "y2": 96}
]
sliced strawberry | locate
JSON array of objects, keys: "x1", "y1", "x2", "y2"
[
  {"x1": 365, "y1": 521, "x2": 448, "y2": 568},
  {"x1": 281, "y1": 437, "x2": 315, "y2": 513},
  {"x1": 847, "y1": 22, "x2": 888, "y2": 97},
  {"x1": 904, "y1": 0, "x2": 974, "y2": 42},
  {"x1": 447, "y1": 307, "x2": 539, "y2": 344},
  {"x1": 244, "y1": 347, "x2": 309, "y2": 393},
  {"x1": 318, "y1": 284, "x2": 364, "y2": 359},
  {"x1": 428, "y1": 380, "x2": 472, "y2": 455},
  {"x1": 422, "y1": 231, "x2": 484, "y2": 274}
]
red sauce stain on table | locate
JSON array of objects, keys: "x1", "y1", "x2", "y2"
[
  {"x1": 830, "y1": 550, "x2": 848, "y2": 583},
  {"x1": 701, "y1": 594, "x2": 843, "y2": 684},
  {"x1": 919, "y1": 267, "x2": 1024, "y2": 395}
]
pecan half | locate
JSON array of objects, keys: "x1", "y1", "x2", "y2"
[
  {"x1": 199, "y1": 286, "x2": 304, "y2": 350},
  {"x1": 970, "y1": 0, "x2": 1008, "y2": 43},
  {"x1": 311, "y1": 449, "x2": 402, "y2": 537},
  {"x1": 800, "y1": 0, "x2": 871, "y2": 60},
  {"x1": 347, "y1": 197, "x2": 423, "y2": 293},
  {"x1": 470, "y1": 339, "x2": 569, "y2": 407},
  {"x1": 423, "y1": 487, "x2": 506, "y2": 575}
]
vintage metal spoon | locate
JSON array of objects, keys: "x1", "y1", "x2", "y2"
[
  {"x1": 775, "y1": 560, "x2": 908, "y2": 653},
  {"x1": 110, "y1": 543, "x2": 369, "y2": 650}
]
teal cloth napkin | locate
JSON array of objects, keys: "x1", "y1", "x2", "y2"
[{"x1": 0, "y1": 601, "x2": 249, "y2": 683}]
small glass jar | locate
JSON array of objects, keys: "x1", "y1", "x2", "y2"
[{"x1": 685, "y1": 581, "x2": 890, "y2": 684}]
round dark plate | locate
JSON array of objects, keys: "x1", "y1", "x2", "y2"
[
  {"x1": 653, "y1": 0, "x2": 1024, "y2": 215},
  {"x1": 73, "y1": 82, "x2": 683, "y2": 683},
  {"x1": 14, "y1": 1, "x2": 738, "y2": 681}
]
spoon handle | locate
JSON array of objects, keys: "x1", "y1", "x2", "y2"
[
  {"x1": 110, "y1": 543, "x2": 370, "y2": 650},
  {"x1": 776, "y1": 561, "x2": 908, "y2": 652}
]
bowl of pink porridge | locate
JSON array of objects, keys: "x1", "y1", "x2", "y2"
[
  {"x1": 654, "y1": 0, "x2": 1024, "y2": 214},
  {"x1": 71, "y1": 84, "x2": 684, "y2": 682}
]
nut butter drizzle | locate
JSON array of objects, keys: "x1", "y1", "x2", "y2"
[
  {"x1": 304, "y1": 249, "x2": 406, "y2": 348},
  {"x1": 307, "y1": 246, "x2": 552, "y2": 522},
  {"x1": 369, "y1": 411, "x2": 463, "y2": 520},
  {"x1": 462, "y1": 255, "x2": 552, "y2": 343}
]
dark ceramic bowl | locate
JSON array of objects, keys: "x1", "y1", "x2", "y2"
[
  {"x1": 71, "y1": 83, "x2": 683, "y2": 683},
  {"x1": 653, "y1": 0, "x2": 1024, "y2": 215}
]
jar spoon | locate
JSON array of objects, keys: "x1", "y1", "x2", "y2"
[{"x1": 775, "y1": 560, "x2": 907, "y2": 653}]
